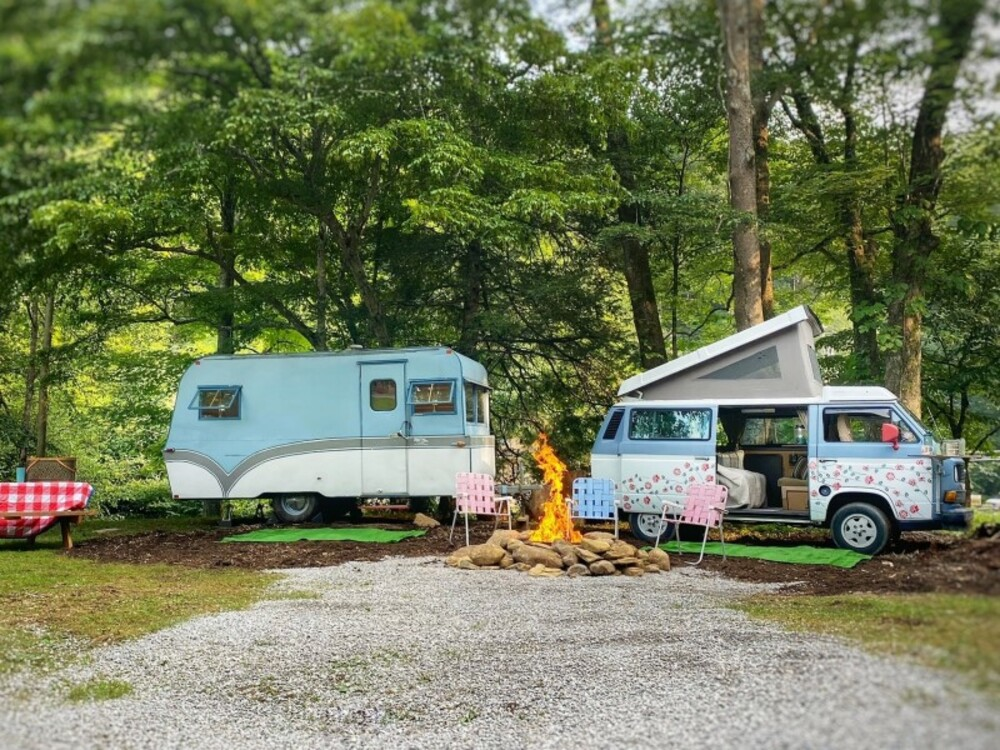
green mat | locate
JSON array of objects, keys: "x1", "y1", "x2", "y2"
[
  {"x1": 221, "y1": 528, "x2": 427, "y2": 544},
  {"x1": 656, "y1": 541, "x2": 871, "y2": 568}
]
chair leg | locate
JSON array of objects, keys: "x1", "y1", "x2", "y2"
[
  {"x1": 718, "y1": 520, "x2": 726, "y2": 561},
  {"x1": 449, "y1": 510, "x2": 460, "y2": 544},
  {"x1": 690, "y1": 526, "x2": 710, "y2": 565},
  {"x1": 465, "y1": 513, "x2": 471, "y2": 548},
  {"x1": 654, "y1": 510, "x2": 667, "y2": 548},
  {"x1": 505, "y1": 501, "x2": 512, "y2": 530}
]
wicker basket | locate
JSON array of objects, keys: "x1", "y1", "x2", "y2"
[{"x1": 25, "y1": 456, "x2": 78, "y2": 482}]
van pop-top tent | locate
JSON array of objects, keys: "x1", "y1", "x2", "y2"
[{"x1": 618, "y1": 306, "x2": 825, "y2": 401}]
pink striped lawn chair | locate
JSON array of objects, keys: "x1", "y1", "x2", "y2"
[
  {"x1": 450, "y1": 472, "x2": 513, "y2": 547},
  {"x1": 656, "y1": 483, "x2": 728, "y2": 565}
]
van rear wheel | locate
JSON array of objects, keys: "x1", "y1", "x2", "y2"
[
  {"x1": 629, "y1": 513, "x2": 676, "y2": 546},
  {"x1": 272, "y1": 494, "x2": 319, "y2": 524},
  {"x1": 830, "y1": 503, "x2": 891, "y2": 555}
]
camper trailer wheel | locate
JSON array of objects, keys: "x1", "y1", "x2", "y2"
[
  {"x1": 272, "y1": 494, "x2": 319, "y2": 524},
  {"x1": 628, "y1": 513, "x2": 676, "y2": 546},
  {"x1": 830, "y1": 503, "x2": 890, "y2": 555}
]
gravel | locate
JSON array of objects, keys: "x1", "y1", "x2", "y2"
[{"x1": 1, "y1": 557, "x2": 997, "y2": 749}]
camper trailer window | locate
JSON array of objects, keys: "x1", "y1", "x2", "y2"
[
  {"x1": 192, "y1": 386, "x2": 241, "y2": 420},
  {"x1": 464, "y1": 383, "x2": 488, "y2": 424},
  {"x1": 628, "y1": 408, "x2": 711, "y2": 441},
  {"x1": 410, "y1": 381, "x2": 456, "y2": 414},
  {"x1": 370, "y1": 379, "x2": 397, "y2": 411}
]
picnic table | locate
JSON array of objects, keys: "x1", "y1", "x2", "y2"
[{"x1": 0, "y1": 482, "x2": 95, "y2": 550}]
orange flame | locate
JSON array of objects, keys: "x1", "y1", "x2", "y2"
[{"x1": 529, "y1": 433, "x2": 582, "y2": 544}]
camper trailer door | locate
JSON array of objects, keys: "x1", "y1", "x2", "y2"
[{"x1": 360, "y1": 362, "x2": 409, "y2": 496}]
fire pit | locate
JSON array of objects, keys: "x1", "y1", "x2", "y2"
[{"x1": 445, "y1": 434, "x2": 671, "y2": 577}]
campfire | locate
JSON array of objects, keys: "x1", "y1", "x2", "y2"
[
  {"x1": 528, "y1": 433, "x2": 582, "y2": 544},
  {"x1": 444, "y1": 433, "x2": 672, "y2": 577}
]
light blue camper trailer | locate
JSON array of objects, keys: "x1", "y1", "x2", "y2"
[{"x1": 164, "y1": 347, "x2": 495, "y2": 522}]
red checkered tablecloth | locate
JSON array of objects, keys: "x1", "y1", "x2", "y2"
[{"x1": 0, "y1": 482, "x2": 94, "y2": 539}]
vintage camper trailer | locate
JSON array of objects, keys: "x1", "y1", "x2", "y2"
[
  {"x1": 591, "y1": 307, "x2": 972, "y2": 554},
  {"x1": 164, "y1": 347, "x2": 494, "y2": 522}
]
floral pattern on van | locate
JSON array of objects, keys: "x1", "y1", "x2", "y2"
[
  {"x1": 617, "y1": 462, "x2": 714, "y2": 513},
  {"x1": 808, "y1": 458, "x2": 932, "y2": 520}
]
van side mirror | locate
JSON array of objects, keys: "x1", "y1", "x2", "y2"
[{"x1": 881, "y1": 423, "x2": 900, "y2": 450}]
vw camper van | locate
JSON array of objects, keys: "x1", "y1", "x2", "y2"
[{"x1": 591, "y1": 307, "x2": 971, "y2": 554}]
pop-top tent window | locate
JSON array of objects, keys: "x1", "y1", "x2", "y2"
[
  {"x1": 699, "y1": 345, "x2": 781, "y2": 380},
  {"x1": 191, "y1": 386, "x2": 241, "y2": 420},
  {"x1": 410, "y1": 381, "x2": 455, "y2": 414}
]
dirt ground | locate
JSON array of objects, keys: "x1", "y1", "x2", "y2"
[{"x1": 70, "y1": 516, "x2": 1000, "y2": 597}]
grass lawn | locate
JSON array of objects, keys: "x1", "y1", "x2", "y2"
[
  {"x1": 0, "y1": 517, "x2": 277, "y2": 675},
  {"x1": 740, "y1": 592, "x2": 1000, "y2": 700}
]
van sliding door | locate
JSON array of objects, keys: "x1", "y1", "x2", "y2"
[{"x1": 359, "y1": 362, "x2": 408, "y2": 496}]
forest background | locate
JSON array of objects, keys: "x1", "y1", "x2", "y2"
[{"x1": 1, "y1": 0, "x2": 998, "y2": 514}]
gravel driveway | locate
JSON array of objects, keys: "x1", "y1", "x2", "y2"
[{"x1": 2, "y1": 558, "x2": 996, "y2": 749}]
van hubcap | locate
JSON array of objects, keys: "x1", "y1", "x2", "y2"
[{"x1": 841, "y1": 514, "x2": 877, "y2": 546}]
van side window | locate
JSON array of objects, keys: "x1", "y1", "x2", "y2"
[
  {"x1": 370, "y1": 379, "x2": 397, "y2": 411},
  {"x1": 411, "y1": 381, "x2": 456, "y2": 414},
  {"x1": 822, "y1": 409, "x2": 917, "y2": 443},
  {"x1": 629, "y1": 408, "x2": 711, "y2": 441},
  {"x1": 192, "y1": 386, "x2": 241, "y2": 420}
]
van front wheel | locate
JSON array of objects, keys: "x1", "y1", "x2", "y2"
[
  {"x1": 629, "y1": 513, "x2": 676, "y2": 546},
  {"x1": 830, "y1": 503, "x2": 891, "y2": 555},
  {"x1": 272, "y1": 494, "x2": 319, "y2": 524}
]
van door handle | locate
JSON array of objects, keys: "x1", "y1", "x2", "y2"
[{"x1": 818, "y1": 459, "x2": 837, "y2": 463}]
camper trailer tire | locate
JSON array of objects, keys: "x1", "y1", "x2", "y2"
[
  {"x1": 628, "y1": 513, "x2": 676, "y2": 546},
  {"x1": 272, "y1": 494, "x2": 320, "y2": 524},
  {"x1": 830, "y1": 503, "x2": 891, "y2": 555}
]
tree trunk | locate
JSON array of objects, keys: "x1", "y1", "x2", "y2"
[
  {"x1": 886, "y1": 0, "x2": 982, "y2": 415},
  {"x1": 35, "y1": 292, "x2": 55, "y2": 456},
  {"x1": 315, "y1": 226, "x2": 329, "y2": 352},
  {"x1": 839, "y1": 44, "x2": 882, "y2": 381},
  {"x1": 719, "y1": 0, "x2": 763, "y2": 330},
  {"x1": 215, "y1": 182, "x2": 237, "y2": 355},
  {"x1": 749, "y1": 0, "x2": 774, "y2": 320},
  {"x1": 20, "y1": 297, "x2": 39, "y2": 465},
  {"x1": 593, "y1": 0, "x2": 668, "y2": 368},
  {"x1": 458, "y1": 238, "x2": 485, "y2": 358}
]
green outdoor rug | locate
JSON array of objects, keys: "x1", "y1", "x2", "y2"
[
  {"x1": 221, "y1": 528, "x2": 427, "y2": 544},
  {"x1": 656, "y1": 541, "x2": 871, "y2": 568}
]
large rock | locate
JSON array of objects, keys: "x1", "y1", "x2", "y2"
[
  {"x1": 499, "y1": 554, "x2": 515, "y2": 569},
  {"x1": 566, "y1": 563, "x2": 591, "y2": 577},
  {"x1": 486, "y1": 530, "x2": 521, "y2": 549},
  {"x1": 574, "y1": 547, "x2": 602, "y2": 565},
  {"x1": 413, "y1": 513, "x2": 440, "y2": 529},
  {"x1": 579, "y1": 538, "x2": 612, "y2": 555},
  {"x1": 610, "y1": 556, "x2": 641, "y2": 568},
  {"x1": 604, "y1": 540, "x2": 638, "y2": 560},
  {"x1": 647, "y1": 548, "x2": 671, "y2": 571},
  {"x1": 623, "y1": 566, "x2": 645, "y2": 577},
  {"x1": 512, "y1": 544, "x2": 565, "y2": 569},
  {"x1": 457, "y1": 558, "x2": 480, "y2": 570},
  {"x1": 589, "y1": 560, "x2": 617, "y2": 576},
  {"x1": 583, "y1": 531, "x2": 617, "y2": 541},
  {"x1": 452, "y1": 543, "x2": 506, "y2": 567},
  {"x1": 528, "y1": 564, "x2": 563, "y2": 578}
]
